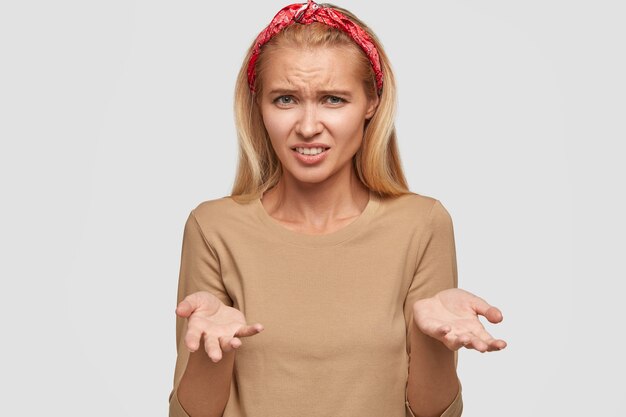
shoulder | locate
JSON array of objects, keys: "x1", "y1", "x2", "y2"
[
  {"x1": 188, "y1": 195, "x2": 254, "y2": 232},
  {"x1": 191, "y1": 195, "x2": 238, "y2": 217},
  {"x1": 375, "y1": 192, "x2": 455, "y2": 237},
  {"x1": 379, "y1": 191, "x2": 448, "y2": 224}
]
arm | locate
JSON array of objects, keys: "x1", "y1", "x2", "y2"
[
  {"x1": 404, "y1": 200, "x2": 463, "y2": 417},
  {"x1": 169, "y1": 210, "x2": 236, "y2": 417},
  {"x1": 172, "y1": 349, "x2": 235, "y2": 417},
  {"x1": 405, "y1": 322, "x2": 462, "y2": 417},
  {"x1": 172, "y1": 293, "x2": 264, "y2": 417}
]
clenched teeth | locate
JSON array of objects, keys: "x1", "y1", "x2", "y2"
[{"x1": 294, "y1": 147, "x2": 326, "y2": 155}]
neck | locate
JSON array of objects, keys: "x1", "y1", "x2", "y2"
[{"x1": 261, "y1": 166, "x2": 370, "y2": 228}]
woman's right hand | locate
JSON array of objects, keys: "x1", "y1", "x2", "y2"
[{"x1": 175, "y1": 291, "x2": 264, "y2": 362}]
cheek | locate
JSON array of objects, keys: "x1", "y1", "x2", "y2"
[
  {"x1": 262, "y1": 110, "x2": 293, "y2": 143},
  {"x1": 324, "y1": 109, "x2": 367, "y2": 141}
]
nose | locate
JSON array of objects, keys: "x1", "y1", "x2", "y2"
[{"x1": 294, "y1": 104, "x2": 323, "y2": 138}]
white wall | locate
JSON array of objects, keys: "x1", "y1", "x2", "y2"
[{"x1": 1, "y1": 1, "x2": 623, "y2": 415}]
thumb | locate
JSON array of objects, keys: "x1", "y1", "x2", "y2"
[
  {"x1": 471, "y1": 296, "x2": 503, "y2": 323},
  {"x1": 176, "y1": 293, "x2": 202, "y2": 318},
  {"x1": 235, "y1": 323, "x2": 265, "y2": 337},
  {"x1": 175, "y1": 299, "x2": 193, "y2": 317}
]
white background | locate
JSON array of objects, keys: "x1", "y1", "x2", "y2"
[{"x1": 1, "y1": 0, "x2": 623, "y2": 416}]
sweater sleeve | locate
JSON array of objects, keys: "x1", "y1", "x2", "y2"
[
  {"x1": 405, "y1": 199, "x2": 458, "y2": 319},
  {"x1": 168, "y1": 209, "x2": 233, "y2": 416},
  {"x1": 176, "y1": 209, "x2": 233, "y2": 306},
  {"x1": 404, "y1": 200, "x2": 463, "y2": 417},
  {"x1": 405, "y1": 383, "x2": 463, "y2": 417}
]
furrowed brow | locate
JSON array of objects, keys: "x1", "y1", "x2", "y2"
[
  {"x1": 268, "y1": 89, "x2": 298, "y2": 96},
  {"x1": 317, "y1": 90, "x2": 352, "y2": 97},
  {"x1": 267, "y1": 88, "x2": 353, "y2": 97}
]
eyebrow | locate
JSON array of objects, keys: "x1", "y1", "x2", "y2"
[{"x1": 267, "y1": 88, "x2": 353, "y2": 97}]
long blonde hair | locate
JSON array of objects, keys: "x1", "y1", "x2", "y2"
[{"x1": 230, "y1": 4, "x2": 411, "y2": 203}]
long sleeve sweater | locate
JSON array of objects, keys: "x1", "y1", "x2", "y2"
[{"x1": 169, "y1": 190, "x2": 463, "y2": 417}]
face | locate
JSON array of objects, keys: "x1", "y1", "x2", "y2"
[{"x1": 258, "y1": 46, "x2": 379, "y2": 186}]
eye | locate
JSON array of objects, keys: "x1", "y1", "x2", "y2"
[
  {"x1": 274, "y1": 95, "x2": 295, "y2": 106},
  {"x1": 325, "y1": 95, "x2": 346, "y2": 105}
]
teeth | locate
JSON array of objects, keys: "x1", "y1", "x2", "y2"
[{"x1": 296, "y1": 147, "x2": 325, "y2": 155}]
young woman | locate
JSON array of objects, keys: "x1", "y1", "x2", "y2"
[{"x1": 169, "y1": 2, "x2": 506, "y2": 416}]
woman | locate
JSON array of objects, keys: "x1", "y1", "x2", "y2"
[{"x1": 169, "y1": 2, "x2": 506, "y2": 417}]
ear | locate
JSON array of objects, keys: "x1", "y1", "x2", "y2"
[{"x1": 365, "y1": 94, "x2": 380, "y2": 120}]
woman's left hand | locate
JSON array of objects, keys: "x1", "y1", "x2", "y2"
[{"x1": 412, "y1": 288, "x2": 507, "y2": 352}]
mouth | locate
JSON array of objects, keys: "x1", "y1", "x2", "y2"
[{"x1": 290, "y1": 146, "x2": 331, "y2": 156}]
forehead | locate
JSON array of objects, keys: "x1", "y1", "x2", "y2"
[{"x1": 261, "y1": 46, "x2": 362, "y2": 93}]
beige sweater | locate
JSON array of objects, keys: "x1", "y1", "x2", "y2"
[{"x1": 169, "y1": 190, "x2": 463, "y2": 417}]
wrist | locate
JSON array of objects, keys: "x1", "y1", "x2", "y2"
[{"x1": 410, "y1": 320, "x2": 453, "y2": 354}]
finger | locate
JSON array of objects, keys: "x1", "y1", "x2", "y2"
[
  {"x1": 477, "y1": 335, "x2": 500, "y2": 352},
  {"x1": 489, "y1": 339, "x2": 507, "y2": 351},
  {"x1": 467, "y1": 327, "x2": 506, "y2": 352},
  {"x1": 219, "y1": 336, "x2": 233, "y2": 353},
  {"x1": 230, "y1": 337, "x2": 242, "y2": 349},
  {"x1": 176, "y1": 299, "x2": 194, "y2": 318},
  {"x1": 485, "y1": 342, "x2": 501, "y2": 352},
  {"x1": 471, "y1": 297, "x2": 503, "y2": 323},
  {"x1": 184, "y1": 326, "x2": 203, "y2": 352},
  {"x1": 203, "y1": 333, "x2": 223, "y2": 362},
  {"x1": 235, "y1": 323, "x2": 264, "y2": 337},
  {"x1": 444, "y1": 332, "x2": 466, "y2": 351},
  {"x1": 456, "y1": 333, "x2": 472, "y2": 350},
  {"x1": 464, "y1": 326, "x2": 506, "y2": 352},
  {"x1": 467, "y1": 335, "x2": 489, "y2": 352},
  {"x1": 219, "y1": 335, "x2": 242, "y2": 353},
  {"x1": 176, "y1": 293, "x2": 203, "y2": 318},
  {"x1": 485, "y1": 306, "x2": 503, "y2": 323},
  {"x1": 473, "y1": 326, "x2": 498, "y2": 345}
]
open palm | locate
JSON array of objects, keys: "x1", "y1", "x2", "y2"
[
  {"x1": 412, "y1": 288, "x2": 507, "y2": 352},
  {"x1": 176, "y1": 291, "x2": 264, "y2": 362}
]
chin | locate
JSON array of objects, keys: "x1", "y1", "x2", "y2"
[
  {"x1": 293, "y1": 173, "x2": 331, "y2": 185},
  {"x1": 286, "y1": 167, "x2": 333, "y2": 185}
]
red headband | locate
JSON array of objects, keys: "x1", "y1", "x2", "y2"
[{"x1": 247, "y1": 0, "x2": 384, "y2": 96}]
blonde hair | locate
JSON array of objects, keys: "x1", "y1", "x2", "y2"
[{"x1": 230, "y1": 4, "x2": 411, "y2": 203}]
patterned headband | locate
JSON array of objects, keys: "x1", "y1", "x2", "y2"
[{"x1": 246, "y1": 0, "x2": 384, "y2": 96}]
